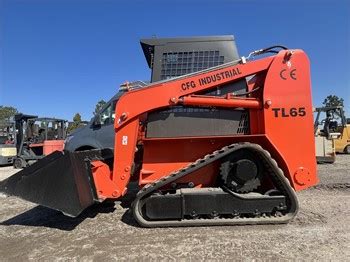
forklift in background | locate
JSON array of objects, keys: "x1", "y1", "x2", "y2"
[
  {"x1": 314, "y1": 106, "x2": 347, "y2": 163},
  {"x1": 0, "y1": 120, "x2": 17, "y2": 165},
  {"x1": 333, "y1": 108, "x2": 350, "y2": 154},
  {"x1": 13, "y1": 114, "x2": 67, "y2": 168}
]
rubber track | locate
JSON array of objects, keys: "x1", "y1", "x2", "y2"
[{"x1": 132, "y1": 142, "x2": 299, "y2": 227}]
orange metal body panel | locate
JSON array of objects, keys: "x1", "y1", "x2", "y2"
[
  {"x1": 29, "y1": 140, "x2": 65, "y2": 155},
  {"x1": 261, "y1": 51, "x2": 317, "y2": 190},
  {"x1": 43, "y1": 140, "x2": 65, "y2": 155},
  {"x1": 92, "y1": 50, "x2": 317, "y2": 200}
]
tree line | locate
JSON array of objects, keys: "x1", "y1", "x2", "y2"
[{"x1": 0, "y1": 100, "x2": 107, "y2": 133}]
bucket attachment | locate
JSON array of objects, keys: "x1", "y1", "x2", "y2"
[{"x1": 0, "y1": 149, "x2": 112, "y2": 217}]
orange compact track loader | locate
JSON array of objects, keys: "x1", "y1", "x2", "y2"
[{"x1": 0, "y1": 46, "x2": 318, "y2": 227}]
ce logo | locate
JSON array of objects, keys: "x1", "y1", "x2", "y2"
[{"x1": 279, "y1": 69, "x2": 297, "y2": 80}]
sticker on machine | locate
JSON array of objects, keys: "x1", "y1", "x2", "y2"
[{"x1": 122, "y1": 135, "x2": 128, "y2": 145}]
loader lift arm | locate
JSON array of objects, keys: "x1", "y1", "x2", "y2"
[{"x1": 102, "y1": 55, "x2": 275, "y2": 199}]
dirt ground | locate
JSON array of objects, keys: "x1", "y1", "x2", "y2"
[{"x1": 0, "y1": 155, "x2": 349, "y2": 261}]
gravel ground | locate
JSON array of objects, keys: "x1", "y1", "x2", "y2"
[{"x1": 0, "y1": 155, "x2": 349, "y2": 261}]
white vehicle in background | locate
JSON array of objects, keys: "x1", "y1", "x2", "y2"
[{"x1": 64, "y1": 81, "x2": 146, "y2": 152}]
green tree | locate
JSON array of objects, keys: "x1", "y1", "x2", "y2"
[
  {"x1": 0, "y1": 106, "x2": 18, "y2": 121},
  {"x1": 94, "y1": 100, "x2": 106, "y2": 115},
  {"x1": 322, "y1": 95, "x2": 344, "y2": 108},
  {"x1": 67, "y1": 113, "x2": 82, "y2": 133}
]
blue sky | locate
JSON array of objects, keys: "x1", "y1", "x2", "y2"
[{"x1": 1, "y1": 0, "x2": 349, "y2": 121}]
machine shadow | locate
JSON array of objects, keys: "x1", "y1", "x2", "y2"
[
  {"x1": 0, "y1": 201, "x2": 116, "y2": 231},
  {"x1": 0, "y1": 182, "x2": 140, "y2": 230},
  {"x1": 119, "y1": 182, "x2": 141, "y2": 227},
  {"x1": 120, "y1": 209, "x2": 140, "y2": 227}
]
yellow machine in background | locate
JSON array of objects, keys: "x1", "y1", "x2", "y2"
[
  {"x1": 334, "y1": 117, "x2": 350, "y2": 154},
  {"x1": 314, "y1": 107, "x2": 346, "y2": 163},
  {"x1": 314, "y1": 106, "x2": 348, "y2": 163}
]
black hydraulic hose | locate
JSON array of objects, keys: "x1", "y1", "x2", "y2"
[
  {"x1": 247, "y1": 45, "x2": 288, "y2": 59},
  {"x1": 234, "y1": 85, "x2": 261, "y2": 97},
  {"x1": 262, "y1": 45, "x2": 288, "y2": 51}
]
